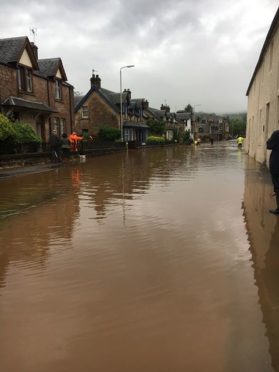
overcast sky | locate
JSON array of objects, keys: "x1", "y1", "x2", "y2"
[{"x1": 0, "y1": 0, "x2": 278, "y2": 113}]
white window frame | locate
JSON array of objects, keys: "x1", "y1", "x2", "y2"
[{"x1": 81, "y1": 106, "x2": 89, "y2": 119}]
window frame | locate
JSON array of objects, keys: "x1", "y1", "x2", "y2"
[
  {"x1": 17, "y1": 65, "x2": 33, "y2": 93},
  {"x1": 81, "y1": 105, "x2": 89, "y2": 119},
  {"x1": 55, "y1": 79, "x2": 63, "y2": 101}
]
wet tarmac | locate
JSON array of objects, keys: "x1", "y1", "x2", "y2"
[{"x1": 0, "y1": 143, "x2": 278, "y2": 372}]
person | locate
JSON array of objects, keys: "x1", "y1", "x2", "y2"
[
  {"x1": 69, "y1": 131, "x2": 83, "y2": 152},
  {"x1": 237, "y1": 135, "x2": 244, "y2": 147},
  {"x1": 266, "y1": 130, "x2": 279, "y2": 214},
  {"x1": 61, "y1": 133, "x2": 71, "y2": 160},
  {"x1": 210, "y1": 137, "x2": 214, "y2": 145},
  {"x1": 49, "y1": 129, "x2": 61, "y2": 162}
]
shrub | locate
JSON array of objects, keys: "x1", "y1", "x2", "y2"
[
  {"x1": 183, "y1": 129, "x2": 191, "y2": 143},
  {"x1": 0, "y1": 113, "x2": 16, "y2": 141},
  {"x1": 13, "y1": 122, "x2": 41, "y2": 145},
  {"x1": 147, "y1": 136, "x2": 166, "y2": 145},
  {"x1": 98, "y1": 127, "x2": 121, "y2": 141},
  {"x1": 0, "y1": 115, "x2": 41, "y2": 153}
]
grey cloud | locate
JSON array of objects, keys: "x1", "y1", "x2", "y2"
[{"x1": 0, "y1": 0, "x2": 278, "y2": 113}]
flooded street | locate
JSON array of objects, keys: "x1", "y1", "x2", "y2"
[{"x1": 0, "y1": 143, "x2": 278, "y2": 372}]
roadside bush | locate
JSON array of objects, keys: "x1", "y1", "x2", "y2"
[
  {"x1": 0, "y1": 114, "x2": 41, "y2": 153},
  {"x1": 147, "y1": 136, "x2": 166, "y2": 145},
  {"x1": 13, "y1": 122, "x2": 41, "y2": 145},
  {"x1": 0, "y1": 113, "x2": 16, "y2": 141},
  {"x1": 183, "y1": 129, "x2": 191, "y2": 143},
  {"x1": 0, "y1": 114, "x2": 16, "y2": 154},
  {"x1": 13, "y1": 122, "x2": 41, "y2": 153},
  {"x1": 98, "y1": 127, "x2": 121, "y2": 142}
]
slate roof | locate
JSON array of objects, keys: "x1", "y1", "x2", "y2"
[
  {"x1": 147, "y1": 107, "x2": 166, "y2": 120},
  {"x1": 75, "y1": 86, "x2": 131, "y2": 113},
  {"x1": 75, "y1": 83, "x2": 150, "y2": 122},
  {"x1": 0, "y1": 36, "x2": 27, "y2": 64},
  {"x1": 74, "y1": 95, "x2": 84, "y2": 107},
  {"x1": 0, "y1": 36, "x2": 67, "y2": 81},
  {"x1": 2, "y1": 96, "x2": 56, "y2": 112},
  {"x1": 38, "y1": 58, "x2": 67, "y2": 80},
  {"x1": 176, "y1": 112, "x2": 191, "y2": 121}
]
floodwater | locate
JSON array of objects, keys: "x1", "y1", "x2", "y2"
[{"x1": 0, "y1": 143, "x2": 278, "y2": 372}]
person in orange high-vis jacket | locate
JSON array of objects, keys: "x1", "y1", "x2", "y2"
[{"x1": 69, "y1": 132, "x2": 83, "y2": 152}]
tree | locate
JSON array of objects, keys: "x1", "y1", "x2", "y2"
[
  {"x1": 228, "y1": 114, "x2": 247, "y2": 137},
  {"x1": 146, "y1": 118, "x2": 165, "y2": 135},
  {"x1": 184, "y1": 104, "x2": 193, "y2": 114}
]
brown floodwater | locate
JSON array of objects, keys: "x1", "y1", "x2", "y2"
[{"x1": 0, "y1": 143, "x2": 278, "y2": 372}]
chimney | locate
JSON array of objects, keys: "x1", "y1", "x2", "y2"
[
  {"x1": 30, "y1": 42, "x2": 38, "y2": 61},
  {"x1": 142, "y1": 99, "x2": 149, "y2": 110},
  {"x1": 90, "y1": 74, "x2": 101, "y2": 89},
  {"x1": 161, "y1": 104, "x2": 170, "y2": 113}
]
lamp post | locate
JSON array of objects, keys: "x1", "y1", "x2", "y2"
[{"x1": 120, "y1": 65, "x2": 135, "y2": 142}]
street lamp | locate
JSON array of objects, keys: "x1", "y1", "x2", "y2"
[{"x1": 120, "y1": 65, "x2": 135, "y2": 142}]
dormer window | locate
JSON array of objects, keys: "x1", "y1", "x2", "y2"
[
  {"x1": 55, "y1": 80, "x2": 62, "y2": 100},
  {"x1": 17, "y1": 66, "x2": 33, "y2": 93}
]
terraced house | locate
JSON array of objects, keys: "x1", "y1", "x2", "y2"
[
  {"x1": 246, "y1": 7, "x2": 279, "y2": 165},
  {"x1": 74, "y1": 73, "x2": 149, "y2": 145},
  {"x1": 0, "y1": 36, "x2": 74, "y2": 147}
]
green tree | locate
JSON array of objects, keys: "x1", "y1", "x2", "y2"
[
  {"x1": 146, "y1": 118, "x2": 165, "y2": 135},
  {"x1": 229, "y1": 115, "x2": 247, "y2": 137},
  {"x1": 184, "y1": 104, "x2": 193, "y2": 114}
]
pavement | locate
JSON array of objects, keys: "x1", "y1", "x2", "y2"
[{"x1": 0, "y1": 163, "x2": 61, "y2": 179}]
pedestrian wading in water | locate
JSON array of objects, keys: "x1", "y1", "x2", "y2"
[
  {"x1": 49, "y1": 129, "x2": 62, "y2": 163},
  {"x1": 267, "y1": 130, "x2": 279, "y2": 215}
]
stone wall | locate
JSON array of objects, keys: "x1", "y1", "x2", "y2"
[
  {"x1": 75, "y1": 92, "x2": 119, "y2": 135},
  {"x1": 246, "y1": 20, "x2": 279, "y2": 166},
  {"x1": 0, "y1": 65, "x2": 17, "y2": 101},
  {"x1": 0, "y1": 64, "x2": 73, "y2": 141}
]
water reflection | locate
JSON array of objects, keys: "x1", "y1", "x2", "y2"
[
  {"x1": 0, "y1": 144, "x2": 275, "y2": 372},
  {"x1": 243, "y1": 156, "x2": 279, "y2": 372}
]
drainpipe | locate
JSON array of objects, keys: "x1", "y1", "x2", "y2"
[
  {"x1": 69, "y1": 85, "x2": 74, "y2": 133},
  {"x1": 47, "y1": 79, "x2": 51, "y2": 138}
]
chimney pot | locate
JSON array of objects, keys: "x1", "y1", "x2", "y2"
[
  {"x1": 90, "y1": 73, "x2": 101, "y2": 89},
  {"x1": 30, "y1": 42, "x2": 38, "y2": 61}
]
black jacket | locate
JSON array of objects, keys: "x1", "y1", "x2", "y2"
[
  {"x1": 49, "y1": 134, "x2": 62, "y2": 149},
  {"x1": 267, "y1": 130, "x2": 279, "y2": 174}
]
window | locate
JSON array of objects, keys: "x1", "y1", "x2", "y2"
[
  {"x1": 17, "y1": 66, "x2": 33, "y2": 93},
  {"x1": 81, "y1": 106, "x2": 89, "y2": 118},
  {"x1": 60, "y1": 118, "x2": 66, "y2": 134},
  {"x1": 53, "y1": 117, "x2": 59, "y2": 134},
  {"x1": 53, "y1": 117, "x2": 66, "y2": 136},
  {"x1": 55, "y1": 80, "x2": 62, "y2": 100}
]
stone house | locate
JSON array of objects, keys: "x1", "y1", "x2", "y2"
[
  {"x1": 192, "y1": 114, "x2": 229, "y2": 141},
  {"x1": 74, "y1": 73, "x2": 149, "y2": 145},
  {"x1": 245, "y1": 7, "x2": 279, "y2": 165},
  {"x1": 0, "y1": 36, "x2": 74, "y2": 146},
  {"x1": 147, "y1": 105, "x2": 190, "y2": 141}
]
